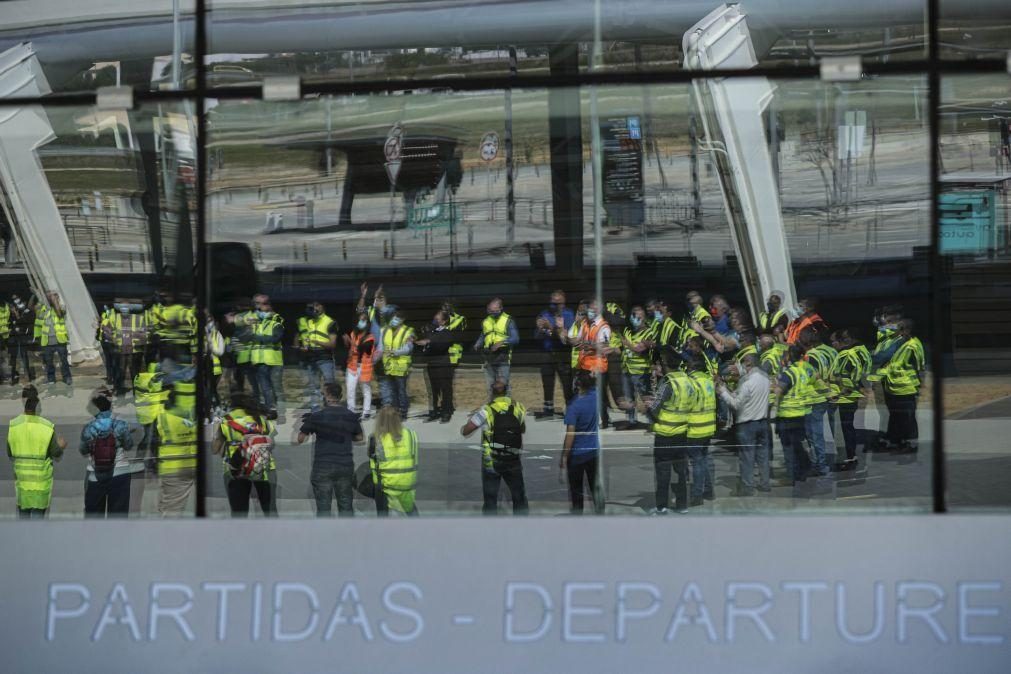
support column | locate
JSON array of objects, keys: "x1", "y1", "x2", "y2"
[
  {"x1": 137, "y1": 126, "x2": 164, "y2": 274},
  {"x1": 548, "y1": 44, "x2": 583, "y2": 273}
]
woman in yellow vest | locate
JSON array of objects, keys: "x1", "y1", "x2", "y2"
[
  {"x1": 155, "y1": 389, "x2": 197, "y2": 516},
  {"x1": 879, "y1": 319, "x2": 925, "y2": 453},
  {"x1": 380, "y1": 309, "x2": 415, "y2": 420},
  {"x1": 369, "y1": 406, "x2": 419, "y2": 516},
  {"x1": 6, "y1": 394, "x2": 66, "y2": 518},
  {"x1": 212, "y1": 393, "x2": 278, "y2": 516}
]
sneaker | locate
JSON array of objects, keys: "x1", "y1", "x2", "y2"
[
  {"x1": 690, "y1": 496, "x2": 704, "y2": 507},
  {"x1": 675, "y1": 503, "x2": 689, "y2": 514},
  {"x1": 423, "y1": 412, "x2": 440, "y2": 423},
  {"x1": 648, "y1": 507, "x2": 669, "y2": 516},
  {"x1": 440, "y1": 415, "x2": 453, "y2": 424}
]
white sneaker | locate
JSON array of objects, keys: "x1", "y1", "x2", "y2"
[{"x1": 648, "y1": 507, "x2": 669, "y2": 516}]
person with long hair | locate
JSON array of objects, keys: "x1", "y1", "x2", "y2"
[
  {"x1": 212, "y1": 393, "x2": 277, "y2": 516},
  {"x1": 369, "y1": 406, "x2": 419, "y2": 516}
]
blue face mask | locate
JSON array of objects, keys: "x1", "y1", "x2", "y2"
[
  {"x1": 549, "y1": 303, "x2": 558, "y2": 311},
  {"x1": 653, "y1": 310, "x2": 663, "y2": 322},
  {"x1": 357, "y1": 319, "x2": 368, "y2": 330},
  {"x1": 257, "y1": 310, "x2": 269, "y2": 319},
  {"x1": 489, "y1": 310, "x2": 502, "y2": 318},
  {"x1": 390, "y1": 317, "x2": 403, "y2": 328},
  {"x1": 587, "y1": 309, "x2": 598, "y2": 321},
  {"x1": 630, "y1": 315, "x2": 643, "y2": 328}
]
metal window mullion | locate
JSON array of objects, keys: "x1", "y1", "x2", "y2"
[{"x1": 194, "y1": 0, "x2": 209, "y2": 518}]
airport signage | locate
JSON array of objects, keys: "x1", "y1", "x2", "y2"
[
  {"x1": 385, "y1": 122, "x2": 403, "y2": 184},
  {"x1": 3, "y1": 516, "x2": 1010, "y2": 672},
  {"x1": 480, "y1": 131, "x2": 499, "y2": 161}
]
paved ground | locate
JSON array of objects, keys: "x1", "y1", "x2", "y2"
[{"x1": 6, "y1": 364, "x2": 1006, "y2": 518}]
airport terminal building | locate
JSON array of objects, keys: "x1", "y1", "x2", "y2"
[{"x1": 0, "y1": 1, "x2": 1010, "y2": 671}]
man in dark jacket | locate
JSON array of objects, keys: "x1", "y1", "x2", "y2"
[{"x1": 415, "y1": 310, "x2": 456, "y2": 423}]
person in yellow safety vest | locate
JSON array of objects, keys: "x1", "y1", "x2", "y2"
[
  {"x1": 757, "y1": 291, "x2": 789, "y2": 335},
  {"x1": 473, "y1": 297, "x2": 519, "y2": 399},
  {"x1": 134, "y1": 362, "x2": 168, "y2": 468},
  {"x1": 563, "y1": 300, "x2": 588, "y2": 375},
  {"x1": 212, "y1": 393, "x2": 278, "y2": 516},
  {"x1": 205, "y1": 309, "x2": 225, "y2": 411},
  {"x1": 157, "y1": 294, "x2": 197, "y2": 361},
  {"x1": 441, "y1": 300, "x2": 467, "y2": 367},
  {"x1": 878, "y1": 318, "x2": 925, "y2": 453},
  {"x1": 110, "y1": 301, "x2": 149, "y2": 395},
  {"x1": 294, "y1": 301, "x2": 338, "y2": 411},
  {"x1": 6, "y1": 394, "x2": 66, "y2": 518},
  {"x1": 680, "y1": 290, "x2": 711, "y2": 346},
  {"x1": 800, "y1": 328, "x2": 839, "y2": 477},
  {"x1": 867, "y1": 305, "x2": 904, "y2": 383},
  {"x1": 98, "y1": 304, "x2": 118, "y2": 385},
  {"x1": 225, "y1": 299, "x2": 257, "y2": 394},
  {"x1": 686, "y1": 357, "x2": 717, "y2": 506},
  {"x1": 34, "y1": 291, "x2": 72, "y2": 385},
  {"x1": 600, "y1": 301, "x2": 626, "y2": 429},
  {"x1": 155, "y1": 388, "x2": 197, "y2": 516},
  {"x1": 369, "y1": 406, "x2": 420, "y2": 516},
  {"x1": 772, "y1": 344, "x2": 815, "y2": 485},
  {"x1": 620, "y1": 305, "x2": 657, "y2": 426},
  {"x1": 640, "y1": 348, "x2": 697, "y2": 514},
  {"x1": 734, "y1": 334, "x2": 759, "y2": 365},
  {"x1": 758, "y1": 334, "x2": 787, "y2": 406},
  {"x1": 646, "y1": 299, "x2": 682, "y2": 350},
  {"x1": 460, "y1": 379, "x2": 529, "y2": 515},
  {"x1": 830, "y1": 329, "x2": 872, "y2": 470},
  {"x1": 142, "y1": 293, "x2": 165, "y2": 366},
  {"x1": 250, "y1": 293, "x2": 284, "y2": 420},
  {"x1": 380, "y1": 309, "x2": 415, "y2": 420}
]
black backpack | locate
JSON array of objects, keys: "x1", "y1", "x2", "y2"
[{"x1": 490, "y1": 403, "x2": 523, "y2": 454}]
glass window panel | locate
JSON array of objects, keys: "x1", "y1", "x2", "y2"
[
  {"x1": 940, "y1": 0, "x2": 1011, "y2": 61},
  {"x1": 206, "y1": 74, "x2": 931, "y2": 517},
  {"x1": 0, "y1": 100, "x2": 197, "y2": 518},
  {"x1": 939, "y1": 73, "x2": 1011, "y2": 510},
  {"x1": 0, "y1": 1, "x2": 196, "y2": 94}
]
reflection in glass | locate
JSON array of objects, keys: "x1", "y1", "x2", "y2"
[{"x1": 0, "y1": 98, "x2": 197, "y2": 518}]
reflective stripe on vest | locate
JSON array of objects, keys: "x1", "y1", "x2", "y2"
[
  {"x1": 159, "y1": 304, "x2": 196, "y2": 345},
  {"x1": 652, "y1": 371, "x2": 696, "y2": 437},
  {"x1": 687, "y1": 371, "x2": 717, "y2": 439},
  {"x1": 778, "y1": 361, "x2": 813, "y2": 418},
  {"x1": 805, "y1": 344, "x2": 838, "y2": 404},
  {"x1": 371, "y1": 429, "x2": 419, "y2": 493},
  {"x1": 157, "y1": 409, "x2": 197, "y2": 474},
  {"x1": 0, "y1": 304, "x2": 11, "y2": 338},
  {"x1": 297, "y1": 314, "x2": 334, "y2": 350},
  {"x1": 568, "y1": 322, "x2": 581, "y2": 369},
  {"x1": 734, "y1": 344, "x2": 758, "y2": 363},
  {"x1": 447, "y1": 313, "x2": 466, "y2": 364},
  {"x1": 481, "y1": 313, "x2": 512, "y2": 360},
  {"x1": 112, "y1": 312, "x2": 149, "y2": 349},
  {"x1": 621, "y1": 325, "x2": 656, "y2": 375},
  {"x1": 34, "y1": 305, "x2": 68, "y2": 346},
  {"x1": 231, "y1": 311, "x2": 257, "y2": 364},
  {"x1": 882, "y1": 337, "x2": 925, "y2": 396},
  {"x1": 382, "y1": 324, "x2": 414, "y2": 376},
  {"x1": 133, "y1": 370, "x2": 168, "y2": 425},
  {"x1": 758, "y1": 309, "x2": 787, "y2": 333},
  {"x1": 481, "y1": 397, "x2": 526, "y2": 470},
  {"x1": 251, "y1": 315, "x2": 284, "y2": 366},
  {"x1": 7, "y1": 414, "x2": 55, "y2": 509},
  {"x1": 578, "y1": 319, "x2": 609, "y2": 373},
  {"x1": 834, "y1": 345, "x2": 871, "y2": 403},
  {"x1": 657, "y1": 317, "x2": 680, "y2": 348},
  {"x1": 173, "y1": 380, "x2": 197, "y2": 414},
  {"x1": 347, "y1": 331, "x2": 376, "y2": 382}
]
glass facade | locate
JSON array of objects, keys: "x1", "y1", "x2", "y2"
[{"x1": 0, "y1": 0, "x2": 1008, "y2": 518}]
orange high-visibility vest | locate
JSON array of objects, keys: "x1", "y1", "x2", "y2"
[
  {"x1": 578, "y1": 320, "x2": 609, "y2": 373},
  {"x1": 347, "y1": 331, "x2": 375, "y2": 383},
  {"x1": 785, "y1": 313, "x2": 824, "y2": 345}
]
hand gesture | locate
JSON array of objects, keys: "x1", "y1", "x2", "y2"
[{"x1": 359, "y1": 281, "x2": 368, "y2": 297}]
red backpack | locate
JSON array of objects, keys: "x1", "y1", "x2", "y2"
[
  {"x1": 225, "y1": 415, "x2": 274, "y2": 480},
  {"x1": 91, "y1": 430, "x2": 118, "y2": 479}
]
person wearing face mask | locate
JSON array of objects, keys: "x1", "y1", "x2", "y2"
[
  {"x1": 620, "y1": 305, "x2": 656, "y2": 427},
  {"x1": 877, "y1": 318, "x2": 924, "y2": 454},
  {"x1": 473, "y1": 298, "x2": 519, "y2": 399},
  {"x1": 294, "y1": 302, "x2": 339, "y2": 411},
  {"x1": 381, "y1": 310, "x2": 415, "y2": 420},
  {"x1": 111, "y1": 299, "x2": 149, "y2": 396},
  {"x1": 8, "y1": 294, "x2": 36, "y2": 385},
  {"x1": 784, "y1": 296, "x2": 827, "y2": 345},
  {"x1": 534, "y1": 290, "x2": 575, "y2": 419},
  {"x1": 343, "y1": 311, "x2": 376, "y2": 419},
  {"x1": 649, "y1": 300, "x2": 682, "y2": 350},
  {"x1": 250, "y1": 294, "x2": 285, "y2": 420},
  {"x1": 758, "y1": 292, "x2": 789, "y2": 335},
  {"x1": 575, "y1": 300, "x2": 614, "y2": 426},
  {"x1": 34, "y1": 291, "x2": 72, "y2": 385},
  {"x1": 414, "y1": 310, "x2": 456, "y2": 423}
]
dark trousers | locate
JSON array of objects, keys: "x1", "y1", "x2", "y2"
[
  {"x1": 777, "y1": 417, "x2": 811, "y2": 482},
  {"x1": 310, "y1": 463, "x2": 355, "y2": 517},
  {"x1": 837, "y1": 401, "x2": 859, "y2": 460},
  {"x1": 428, "y1": 365, "x2": 454, "y2": 418},
  {"x1": 84, "y1": 474, "x2": 131, "y2": 517},
  {"x1": 42, "y1": 344, "x2": 72, "y2": 383},
  {"x1": 885, "y1": 392, "x2": 918, "y2": 446},
  {"x1": 7, "y1": 340, "x2": 33, "y2": 382},
  {"x1": 225, "y1": 475, "x2": 276, "y2": 516},
  {"x1": 539, "y1": 350, "x2": 573, "y2": 411},
  {"x1": 654, "y1": 434, "x2": 690, "y2": 510},
  {"x1": 101, "y1": 341, "x2": 117, "y2": 382},
  {"x1": 254, "y1": 365, "x2": 279, "y2": 411},
  {"x1": 482, "y1": 459, "x2": 528, "y2": 515},
  {"x1": 17, "y1": 507, "x2": 47, "y2": 519},
  {"x1": 116, "y1": 352, "x2": 145, "y2": 392},
  {"x1": 567, "y1": 456, "x2": 604, "y2": 514}
]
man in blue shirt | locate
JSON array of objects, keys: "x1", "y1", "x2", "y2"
[
  {"x1": 534, "y1": 290, "x2": 575, "y2": 419},
  {"x1": 559, "y1": 370, "x2": 604, "y2": 514},
  {"x1": 80, "y1": 393, "x2": 134, "y2": 517}
]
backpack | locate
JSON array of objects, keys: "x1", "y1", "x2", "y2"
[
  {"x1": 225, "y1": 415, "x2": 274, "y2": 480},
  {"x1": 91, "y1": 429, "x2": 118, "y2": 480},
  {"x1": 490, "y1": 403, "x2": 523, "y2": 455}
]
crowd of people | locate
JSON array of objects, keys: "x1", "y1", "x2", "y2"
[{"x1": 2, "y1": 282, "x2": 926, "y2": 518}]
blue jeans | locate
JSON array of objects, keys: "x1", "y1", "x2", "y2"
[
  {"x1": 622, "y1": 372, "x2": 650, "y2": 422},
  {"x1": 254, "y1": 364, "x2": 279, "y2": 411},
  {"x1": 42, "y1": 344, "x2": 72, "y2": 383},
  {"x1": 805, "y1": 402, "x2": 835, "y2": 476},
  {"x1": 688, "y1": 437, "x2": 714, "y2": 499},
  {"x1": 736, "y1": 419, "x2": 771, "y2": 491},
  {"x1": 304, "y1": 358, "x2": 336, "y2": 410},
  {"x1": 483, "y1": 360, "x2": 510, "y2": 399},
  {"x1": 380, "y1": 375, "x2": 409, "y2": 416}
]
